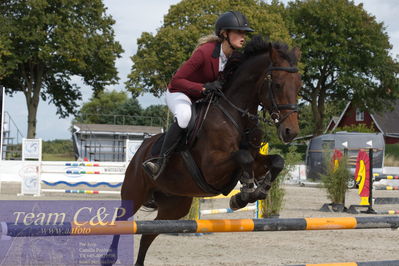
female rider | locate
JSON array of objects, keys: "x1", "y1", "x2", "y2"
[{"x1": 143, "y1": 11, "x2": 254, "y2": 179}]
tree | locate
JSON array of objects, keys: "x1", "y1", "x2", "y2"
[
  {"x1": 74, "y1": 91, "x2": 169, "y2": 127},
  {"x1": 0, "y1": 12, "x2": 16, "y2": 81},
  {"x1": 126, "y1": 0, "x2": 292, "y2": 97},
  {"x1": 0, "y1": 0, "x2": 123, "y2": 138},
  {"x1": 298, "y1": 101, "x2": 345, "y2": 137},
  {"x1": 0, "y1": 36, "x2": 12, "y2": 80},
  {"x1": 74, "y1": 91, "x2": 143, "y2": 125},
  {"x1": 142, "y1": 104, "x2": 172, "y2": 128},
  {"x1": 285, "y1": 0, "x2": 399, "y2": 135},
  {"x1": 334, "y1": 123, "x2": 376, "y2": 133}
]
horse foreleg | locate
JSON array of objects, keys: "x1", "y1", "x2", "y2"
[
  {"x1": 100, "y1": 200, "x2": 139, "y2": 266},
  {"x1": 230, "y1": 154, "x2": 285, "y2": 209},
  {"x1": 135, "y1": 194, "x2": 193, "y2": 266},
  {"x1": 101, "y1": 175, "x2": 151, "y2": 266},
  {"x1": 229, "y1": 149, "x2": 255, "y2": 210},
  {"x1": 253, "y1": 154, "x2": 285, "y2": 200}
]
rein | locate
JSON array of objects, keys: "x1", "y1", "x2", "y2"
[
  {"x1": 214, "y1": 65, "x2": 299, "y2": 125},
  {"x1": 208, "y1": 64, "x2": 299, "y2": 148}
]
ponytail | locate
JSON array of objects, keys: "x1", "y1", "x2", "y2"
[{"x1": 192, "y1": 34, "x2": 222, "y2": 54}]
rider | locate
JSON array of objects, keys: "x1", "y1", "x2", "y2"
[{"x1": 143, "y1": 11, "x2": 254, "y2": 179}]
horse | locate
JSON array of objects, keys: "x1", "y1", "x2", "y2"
[{"x1": 100, "y1": 35, "x2": 301, "y2": 266}]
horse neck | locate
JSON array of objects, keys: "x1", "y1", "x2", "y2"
[{"x1": 223, "y1": 54, "x2": 269, "y2": 115}]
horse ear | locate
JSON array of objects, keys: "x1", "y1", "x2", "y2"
[
  {"x1": 269, "y1": 43, "x2": 282, "y2": 64},
  {"x1": 268, "y1": 42, "x2": 276, "y2": 62},
  {"x1": 268, "y1": 42, "x2": 273, "y2": 55},
  {"x1": 292, "y1": 47, "x2": 301, "y2": 61}
]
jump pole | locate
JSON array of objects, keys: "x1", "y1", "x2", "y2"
[
  {"x1": 374, "y1": 186, "x2": 399, "y2": 191},
  {"x1": 291, "y1": 260, "x2": 399, "y2": 266},
  {"x1": 41, "y1": 189, "x2": 119, "y2": 195},
  {"x1": 374, "y1": 174, "x2": 399, "y2": 180},
  {"x1": 199, "y1": 190, "x2": 258, "y2": 218},
  {"x1": 200, "y1": 205, "x2": 256, "y2": 215},
  {"x1": 2, "y1": 216, "x2": 399, "y2": 237}
]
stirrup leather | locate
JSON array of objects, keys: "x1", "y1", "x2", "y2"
[{"x1": 142, "y1": 157, "x2": 166, "y2": 180}]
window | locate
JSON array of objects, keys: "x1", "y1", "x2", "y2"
[
  {"x1": 355, "y1": 108, "x2": 364, "y2": 121},
  {"x1": 322, "y1": 140, "x2": 334, "y2": 150}
]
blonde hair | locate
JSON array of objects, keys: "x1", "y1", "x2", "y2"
[{"x1": 193, "y1": 34, "x2": 222, "y2": 53}]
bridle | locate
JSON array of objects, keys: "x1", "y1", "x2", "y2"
[
  {"x1": 260, "y1": 65, "x2": 299, "y2": 126},
  {"x1": 209, "y1": 64, "x2": 299, "y2": 129},
  {"x1": 201, "y1": 61, "x2": 299, "y2": 149}
]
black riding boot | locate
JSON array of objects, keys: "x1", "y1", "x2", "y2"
[{"x1": 142, "y1": 122, "x2": 184, "y2": 180}]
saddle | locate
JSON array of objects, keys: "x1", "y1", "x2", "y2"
[
  {"x1": 150, "y1": 101, "x2": 239, "y2": 196},
  {"x1": 150, "y1": 101, "x2": 207, "y2": 156}
]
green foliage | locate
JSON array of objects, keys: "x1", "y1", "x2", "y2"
[
  {"x1": 285, "y1": 0, "x2": 399, "y2": 135},
  {"x1": 141, "y1": 104, "x2": 173, "y2": 128},
  {"x1": 281, "y1": 145, "x2": 303, "y2": 176},
  {"x1": 0, "y1": 0, "x2": 123, "y2": 138},
  {"x1": 298, "y1": 102, "x2": 345, "y2": 137},
  {"x1": 334, "y1": 123, "x2": 376, "y2": 133},
  {"x1": 42, "y1": 139, "x2": 73, "y2": 154},
  {"x1": 42, "y1": 139, "x2": 74, "y2": 161},
  {"x1": 75, "y1": 91, "x2": 134, "y2": 124},
  {"x1": 274, "y1": 144, "x2": 307, "y2": 161},
  {"x1": 74, "y1": 90, "x2": 169, "y2": 128},
  {"x1": 261, "y1": 145, "x2": 302, "y2": 217},
  {"x1": 42, "y1": 153, "x2": 75, "y2": 161},
  {"x1": 126, "y1": 0, "x2": 291, "y2": 97},
  {"x1": 4, "y1": 144, "x2": 22, "y2": 160},
  {"x1": 0, "y1": 35, "x2": 13, "y2": 80},
  {"x1": 320, "y1": 153, "x2": 351, "y2": 204},
  {"x1": 386, "y1": 144, "x2": 399, "y2": 160}
]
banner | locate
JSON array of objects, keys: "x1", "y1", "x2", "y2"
[
  {"x1": 0, "y1": 200, "x2": 134, "y2": 265},
  {"x1": 354, "y1": 149, "x2": 370, "y2": 205},
  {"x1": 0, "y1": 86, "x2": 4, "y2": 160},
  {"x1": 331, "y1": 149, "x2": 343, "y2": 172}
]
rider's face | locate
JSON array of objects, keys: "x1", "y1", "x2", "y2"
[{"x1": 227, "y1": 30, "x2": 247, "y2": 49}]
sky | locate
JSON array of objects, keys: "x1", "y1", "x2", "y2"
[{"x1": 3, "y1": 0, "x2": 399, "y2": 140}]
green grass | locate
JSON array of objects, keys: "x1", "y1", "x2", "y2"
[{"x1": 42, "y1": 152, "x2": 75, "y2": 161}]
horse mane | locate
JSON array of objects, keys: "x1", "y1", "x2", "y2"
[{"x1": 222, "y1": 35, "x2": 298, "y2": 85}]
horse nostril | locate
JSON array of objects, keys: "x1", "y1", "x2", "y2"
[{"x1": 285, "y1": 128, "x2": 291, "y2": 136}]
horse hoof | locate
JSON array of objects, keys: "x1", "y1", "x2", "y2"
[
  {"x1": 229, "y1": 194, "x2": 248, "y2": 210},
  {"x1": 100, "y1": 250, "x2": 118, "y2": 266},
  {"x1": 253, "y1": 188, "x2": 268, "y2": 201}
]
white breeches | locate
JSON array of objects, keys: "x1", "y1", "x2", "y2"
[{"x1": 165, "y1": 91, "x2": 192, "y2": 128}]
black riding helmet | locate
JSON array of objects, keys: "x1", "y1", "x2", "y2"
[{"x1": 215, "y1": 11, "x2": 254, "y2": 37}]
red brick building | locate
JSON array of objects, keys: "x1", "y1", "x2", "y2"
[{"x1": 325, "y1": 101, "x2": 399, "y2": 144}]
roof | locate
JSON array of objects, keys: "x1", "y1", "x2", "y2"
[
  {"x1": 73, "y1": 123, "x2": 163, "y2": 135},
  {"x1": 324, "y1": 116, "x2": 340, "y2": 133},
  {"x1": 330, "y1": 102, "x2": 351, "y2": 132},
  {"x1": 371, "y1": 100, "x2": 399, "y2": 135},
  {"x1": 329, "y1": 100, "x2": 399, "y2": 136}
]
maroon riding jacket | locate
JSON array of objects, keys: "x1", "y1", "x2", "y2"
[{"x1": 168, "y1": 41, "x2": 221, "y2": 101}]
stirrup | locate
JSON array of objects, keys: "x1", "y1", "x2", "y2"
[{"x1": 142, "y1": 157, "x2": 166, "y2": 180}]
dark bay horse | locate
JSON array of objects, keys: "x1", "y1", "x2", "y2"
[{"x1": 101, "y1": 36, "x2": 302, "y2": 266}]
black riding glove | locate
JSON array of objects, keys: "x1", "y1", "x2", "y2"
[{"x1": 202, "y1": 80, "x2": 223, "y2": 96}]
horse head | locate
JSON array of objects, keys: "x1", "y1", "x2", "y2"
[
  {"x1": 257, "y1": 40, "x2": 301, "y2": 143},
  {"x1": 222, "y1": 35, "x2": 301, "y2": 143}
]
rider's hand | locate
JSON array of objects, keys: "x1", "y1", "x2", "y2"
[{"x1": 202, "y1": 80, "x2": 223, "y2": 96}]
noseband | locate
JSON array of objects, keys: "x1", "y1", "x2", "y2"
[{"x1": 261, "y1": 65, "x2": 299, "y2": 125}]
